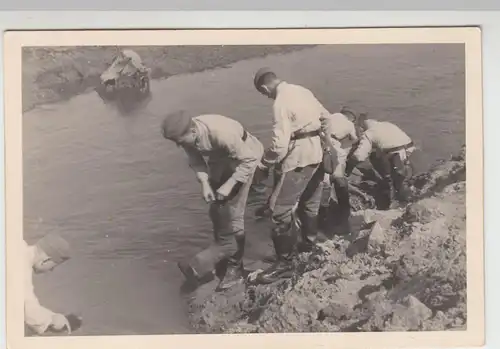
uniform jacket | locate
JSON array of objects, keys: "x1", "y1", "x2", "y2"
[
  {"x1": 181, "y1": 114, "x2": 264, "y2": 188},
  {"x1": 352, "y1": 119, "x2": 413, "y2": 162},
  {"x1": 262, "y1": 82, "x2": 328, "y2": 173}
]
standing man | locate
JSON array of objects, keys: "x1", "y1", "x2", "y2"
[
  {"x1": 346, "y1": 114, "x2": 415, "y2": 208},
  {"x1": 252, "y1": 68, "x2": 329, "y2": 284},
  {"x1": 319, "y1": 107, "x2": 359, "y2": 220},
  {"x1": 25, "y1": 233, "x2": 77, "y2": 335},
  {"x1": 161, "y1": 111, "x2": 264, "y2": 291}
]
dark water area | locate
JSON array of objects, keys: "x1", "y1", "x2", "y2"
[{"x1": 23, "y1": 44, "x2": 465, "y2": 335}]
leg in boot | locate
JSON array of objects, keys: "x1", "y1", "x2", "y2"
[
  {"x1": 256, "y1": 165, "x2": 318, "y2": 278},
  {"x1": 296, "y1": 165, "x2": 324, "y2": 251},
  {"x1": 389, "y1": 153, "x2": 413, "y2": 204},
  {"x1": 256, "y1": 224, "x2": 297, "y2": 284},
  {"x1": 217, "y1": 232, "x2": 246, "y2": 291},
  {"x1": 181, "y1": 198, "x2": 239, "y2": 286},
  {"x1": 332, "y1": 176, "x2": 351, "y2": 219}
]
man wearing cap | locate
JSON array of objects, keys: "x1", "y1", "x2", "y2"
[
  {"x1": 252, "y1": 68, "x2": 330, "y2": 284},
  {"x1": 345, "y1": 114, "x2": 415, "y2": 208},
  {"x1": 24, "y1": 233, "x2": 75, "y2": 335},
  {"x1": 318, "y1": 106, "x2": 360, "y2": 222},
  {"x1": 161, "y1": 111, "x2": 264, "y2": 291}
]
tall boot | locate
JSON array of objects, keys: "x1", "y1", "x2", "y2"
[
  {"x1": 379, "y1": 175, "x2": 395, "y2": 210},
  {"x1": 297, "y1": 214, "x2": 318, "y2": 253},
  {"x1": 217, "y1": 234, "x2": 246, "y2": 291},
  {"x1": 392, "y1": 171, "x2": 412, "y2": 204},
  {"x1": 333, "y1": 177, "x2": 351, "y2": 219},
  {"x1": 256, "y1": 227, "x2": 297, "y2": 284}
]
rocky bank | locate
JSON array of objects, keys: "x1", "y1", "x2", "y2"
[{"x1": 186, "y1": 146, "x2": 467, "y2": 333}]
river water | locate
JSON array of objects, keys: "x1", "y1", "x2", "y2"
[{"x1": 23, "y1": 44, "x2": 465, "y2": 335}]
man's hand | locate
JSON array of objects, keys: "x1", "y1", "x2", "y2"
[
  {"x1": 216, "y1": 180, "x2": 236, "y2": 201},
  {"x1": 201, "y1": 181, "x2": 216, "y2": 203},
  {"x1": 254, "y1": 162, "x2": 270, "y2": 184},
  {"x1": 50, "y1": 313, "x2": 72, "y2": 334},
  {"x1": 255, "y1": 205, "x2": 272, "y2": 218}
]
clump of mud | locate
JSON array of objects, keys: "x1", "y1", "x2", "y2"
[{"x1": 185, "y1": 146, "x2": 467, "y2": 334}]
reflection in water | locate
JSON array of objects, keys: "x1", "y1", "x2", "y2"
[{"x1": 95, "y1": 85, "x2": 153, "y2": 116}]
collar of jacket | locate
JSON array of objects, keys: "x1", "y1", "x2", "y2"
[{"x1": 192, "y1": 119, "x2": 211, "y2": 150}]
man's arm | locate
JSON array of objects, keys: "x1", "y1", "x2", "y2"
[
  {"x1": 261, "y1": 103, "x2": 292, "y2": 167},
  {"x1": 345, "y1": 131, "x2": 374, "y2": 177},
  {"x1": 352, "y1": 132, "x2": 374, "y2": 163},
  {"x1": 181, "y1": 145, "x2": 210, "y2": 184},
  {"x1": 214, "y1": 132, "x2": 262, "y2": 196},
  {"x1": 24, "y1": 265, "x2": 56, "y2": 335}
]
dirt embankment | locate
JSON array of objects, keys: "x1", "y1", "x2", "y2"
[
  {"x1": 22, "y1": 45, "x2": 312, "y2": 112},
  {"x1": 187, "y1": 146, "x2": 467, "y2": 333}
]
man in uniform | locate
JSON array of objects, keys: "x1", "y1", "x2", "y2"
[
  {"x1": 25, "y1": 233, "x2": 76, "y2": 335},
  {"x1": 161, "y1": 111, "x2": 264, "y2": 291},
  {"x1": 318, "y1": 106, "x2": 359, "y2": 221},
  {"x1": 346, "y1": 114, "x2": 415, "y2": 208},
  {"x1": 252, "y1": 68, "x2": 329, "y2": 284}
]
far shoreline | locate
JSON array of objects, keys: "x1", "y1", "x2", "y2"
[{"x1": 22, "y1": 45, "x2": 315, "y2": 112}]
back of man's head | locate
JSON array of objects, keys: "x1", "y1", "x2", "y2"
[{"x1": 254, "y1": 67, "x2": 278, "y2": 91}]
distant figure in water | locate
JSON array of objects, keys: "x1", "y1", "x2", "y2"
[
  {"x1": 345, "y1": 113, "x2": 416, "y2": 209},
  {"x1": 161, "y1": 111, "x2": 264, "y2": 291},
  {"x1": 24, "y1": 233, "x2": 81, "y2": 336},
  {"x1": 96, "y1": 48, "x2": 152, "y2": 114}
]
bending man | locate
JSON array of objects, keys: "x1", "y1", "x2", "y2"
[
  {"x1": 161, "y1": 111, "x2": 264, "y2": 291},
  {"x1": 346, "y1": 114, "x2": 415, "y2": 208}
]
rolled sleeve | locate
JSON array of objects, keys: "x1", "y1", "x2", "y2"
[
  {"x1": 353, "y1": 132, "x2": 374, "y2": 162},
  {"x1": 263, "y1": 103, "x2": 292, "y2": 166},
  {"x1": 182, "y1": 145, "x2": 210, "y2": 183}
]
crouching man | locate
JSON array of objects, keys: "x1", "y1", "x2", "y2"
[
  {"x1": 25, "y1": 233, "x2": 78, "y2": 336},
  {"x1": 161, "y1": 111, "x2": 264, "y2": 291},
  {"x1": 319, "y1": 107, "x2": 360, "y2": 219},
  {"x1": 346, "y1": 114, "x2": 416, "y2": 208}
]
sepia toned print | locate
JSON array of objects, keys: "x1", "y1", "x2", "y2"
[{"x1": 4, "y1": 28, "x2": 483, "y2": 349}]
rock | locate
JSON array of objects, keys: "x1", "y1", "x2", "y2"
[
  {"x1": 367, "y1": 222, "x2": 387, "y2": 251},
  {"x1": 389, "y1": 295, "x2": 432, "y2": 331},
  {"x1": 317, "y1": 301, "x2": 351, "y2": 321},
  {"x1": 247, "y1": 269, "x2": 264, "y2": 283},
  {"x1": 404, "y1": 200, "x2": 445, "y2": 225}
]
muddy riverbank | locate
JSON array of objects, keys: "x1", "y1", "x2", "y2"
[
  {"x1": 22, "y1": 45, "x2": 312, "y2": 112},
  {"x1": 187, "y1": 147, "x2": 467, "y2": 333}
]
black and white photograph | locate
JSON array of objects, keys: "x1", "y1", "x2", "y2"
[{"x1": 4, "y1": 28, "x2": 483, "y2": 349}]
